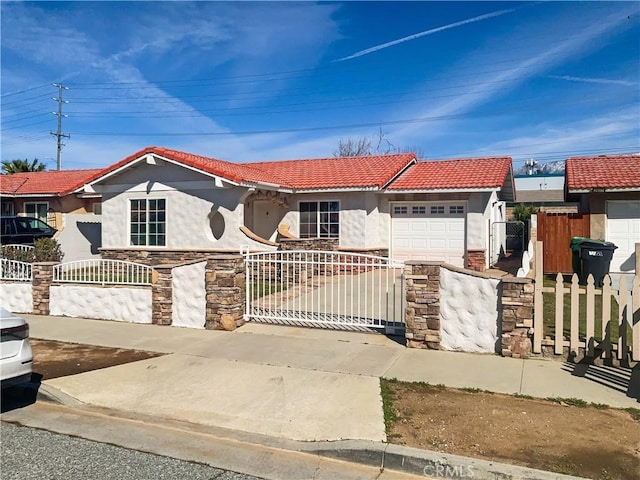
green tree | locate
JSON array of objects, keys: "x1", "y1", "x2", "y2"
[{"x1": 1, "y1": 158, "x2": 47, "y2": 174}]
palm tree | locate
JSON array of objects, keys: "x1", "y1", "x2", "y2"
[{"x1": 1, "y1": 158, "x2": 47, "y2": 174}]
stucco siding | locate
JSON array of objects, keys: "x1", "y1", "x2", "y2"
[
  {"x1": 172, "y1": 262, "x2": 206, "y2": 328},
  {"x1": 439, "y1": 267, "x2": 500, "y2": 353},
  {"x1": 280, "y1": 192, "x2": 373, "y2": 248},
  {"x1": 57, "y1": 213, "x2": 102, "y2": 262},
  {"x1": 50, "y1": 285, "x2": 152, "y2": 323},
  {"x1": 0, "y1": 283, "x2": 32, "y2": 313},
  {"x1": 99, "y1": 161, "x2": 269, "y2": 251}
]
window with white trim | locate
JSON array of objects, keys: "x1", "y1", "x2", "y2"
[
  {"x1": 430, "y1": 205, "x2": 445, "y2": 214},
  {"x1": 24, "y1": 202, "x2": 48, "y2": 223},
  {"x1": 412, "y1": 206, "x2": 426, "y2": 215},
  {"x1": 130, "y1": 198, "x2": 166, "y2": 246},
  {"x1": 449, "y1": 205, "x2": 464, "y2": 214},
  {"x1": 393, "y1": 206, "x2": 408, "y2": 215},
  {"x1": 299, "y1": 201, "x2": 339, "y2": 238}
]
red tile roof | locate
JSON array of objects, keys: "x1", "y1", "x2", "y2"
[
  {"x1": 0, "y1": 168, "x2": 103, "y2": 196},
  {"x1": 248, "y1": 153, "x2": 416, "y2": 190},
  {"x1": 566, "y1": 154, "x2": 640, "y2": 191},
  {"x1": 87, "y1": 147, "x2": 416, "y2": 191},
  {"x1": 386, "y1": 157, "x2": 512, "y2": 190}
]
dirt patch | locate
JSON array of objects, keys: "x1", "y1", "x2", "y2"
[
  {"x1": 31, "y1": 339, "x2": 162, "y2": 380},
  {"x1": 382, "y1": 379, "x2": 640, "y2": 480}
]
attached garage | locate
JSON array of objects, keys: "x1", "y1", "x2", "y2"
[
  {"x1": 606, "y1": 200, "x2": 640, "y2": 272},
  {"x1": 391, "y1": 202, "x2": 466, "y2": 266},
  {"x1": 566, "y1": 154, "x2": 640, "y2": 275}
]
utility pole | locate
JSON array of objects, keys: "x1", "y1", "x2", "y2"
[{"x1": 51, "y1": 83, "x2": 70, "y2": 171}]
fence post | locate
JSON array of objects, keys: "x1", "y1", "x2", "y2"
[
  {"x1": 635, "y1": 243, "x2": 639, "y2": 274},
  {"x1": 533, "y1": 241, "x2": 543, "y2": 353},
  {"x1": 404, "y1": 261, "x2": 441, "y2": 349},
  {"x1": 205, "y1": 255, "x2": 246, "y2": 330},
  {"x1": 151, "y1": 265, "x2": 173, "y2": 325},
  {"x1": 32, "y1": 262, "x2": 56, "y2": 315}
]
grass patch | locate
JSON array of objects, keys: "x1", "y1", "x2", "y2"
[
  {"x1": 590, "y1": 403, "x2": 610, "y2": 410},
  {"x1": 624, "y1": 407, "x2": 640, "y2": 422},
  {"x1": 551, "y1": 458, "x2": 579, "y2": 476},
  {"x1": 380, "y1": 378, "x2": 399, "y2": 436},
  {"x1": 251, "y1": 281, "x2": 285, "y2": 298},
  {"x1": 513, "y1": 393, "x2": 534, "y2": 400},
  {"x1": 459, "y1": 387, "x2": 482, "y2": 393},
  {"x1": 545, "y1": 397, "x2": 588, "y2": 407},
  {"x1": 541, "y1": 274, "x2": 630, "y2": 344}
]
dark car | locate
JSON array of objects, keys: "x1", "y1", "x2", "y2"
[{"x1": 0, "y1": 216, "x2": 57, "y2": 245}]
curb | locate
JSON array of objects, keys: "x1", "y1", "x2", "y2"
[
  {"x1": 37, "y1": 383, "x2": 84, "y2": 407},
  {"x1": 33, "y1": 389, "x2": 587, "y2": 480},
  {"x1": 309, "y1": 441, "x2": 588, "y2": 480}
]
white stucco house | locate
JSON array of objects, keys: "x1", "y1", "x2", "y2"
[
  {"x1": 566, "y1": 154, "x2": 640, "y2": 273},
  {"x1": 77, "y1": 147, "x2": 514, "y2": 271}
]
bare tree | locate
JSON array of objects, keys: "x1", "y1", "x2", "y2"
[
  {"x1": 333, "y1": 129, "x2": 426, "y2": 159},
  {"x1": 333, "y1": 137, "x2": 372, "y2": 157}
]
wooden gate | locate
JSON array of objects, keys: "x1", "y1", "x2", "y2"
[{"x1": 537, "y1": 212, "x2": 590, "y2": 273}]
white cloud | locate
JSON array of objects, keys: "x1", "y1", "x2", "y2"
[
  {"x1": 336, "y1": 7, "x2": 517, "y2": 62},
  {"x1": 546, "y1": 75, "x2": 636, "y2": 87}
]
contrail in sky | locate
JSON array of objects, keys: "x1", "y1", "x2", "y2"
[
  {"x1": 547, "y1": 75, "x2": 635, "y2": 87},
  {"x1": 336, "y1": 8, "x2": 517, "y2": 62}
]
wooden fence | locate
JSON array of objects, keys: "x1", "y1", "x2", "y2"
[
  {"x1": 536, "y1": 212, "x2": 590, "y2": 273},
  {"x1": 533, "y1": 241, "x2": 639, "y2": 361}
]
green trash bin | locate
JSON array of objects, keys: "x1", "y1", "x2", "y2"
[{"x1": 570, "y1": 237, "x2": 590, "y2": 279}]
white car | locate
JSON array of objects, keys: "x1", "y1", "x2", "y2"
[{"x1": 0, "y1": 307, "x2": 33, "y2": 389}]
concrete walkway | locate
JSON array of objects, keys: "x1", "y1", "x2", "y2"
[
  {"x1": 24, "y1": 315, "x2": 639, "y2": 431},
  {"x1": 12, "y1": 314, "x2": 639, "y2": 479}
]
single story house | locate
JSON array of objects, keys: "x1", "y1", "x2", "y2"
[
  {"x1": 78, "y1": 147, "x2": 514, "y2": 271},
  {"x1": 565, "y1": 154, "x2": 640, "y2": 273},
  {"x1": 0, "y1": 169, "x2": 102, "y2": 227},
  {"x1": 0, "y1": 169, "x2": 103, "y2": 260}
]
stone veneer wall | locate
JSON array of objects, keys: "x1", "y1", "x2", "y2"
[
  {"x1": 404, "y1": 262, "x2": 441, "y2": 349},
  {"x1": 278, "y1": 238, "x2": 339, "y2": 251},
  {"x1": 100, "y1": 248, "x2": 238, "y2": 266},
  {"x1": 499, "y1": 277, "x2": 534, "y2": 358},
  {"x1": 404, "y1": 261, "x2": 534, "y2": 357},
  {"x1": 466, "y1": 249, "x2": 486, "y2": 272},
  {"x1": 32, "y1": 262, "x2": 56, "y2": 315},
  {"x1": 152, "y1": 265, "x2": 173, "y2": 325},
  {"x1": 205, "y1": 255, "x2": 246, "y2": 330}
]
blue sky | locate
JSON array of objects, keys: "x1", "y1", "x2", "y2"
[{"x1": 2, "y1": 1, "x2": 639, "y2": 171}]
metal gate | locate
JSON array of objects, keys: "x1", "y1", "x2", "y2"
[
  {"x1": 244, "y1": 250, "x2": 404, "y2": 331},
  {"x1": 490, "y1": 221, "x2": 525, "y2": 266}
]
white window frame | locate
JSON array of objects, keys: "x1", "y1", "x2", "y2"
[
  {"x1": 298, "y1": 200, "x2": 340, "y2": 239},
  {"x1": 129, "y1": 197, "x2": 167, "y2": 247},
  {"x1": 23, "y1": 201, "x2": 49, "y2": 223}
]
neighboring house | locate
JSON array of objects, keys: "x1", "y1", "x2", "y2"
[
  {"x1": 565, "y1": 154, "x2": 640, "y2": 273},
  {"x1": 79, "y1": 147, "x2": 514, "y2": 271},
  {"x1": 510, "y1": 173, "x2": 578, "y2": 215},
  {"x1": 0, "y1": 169, "x2": 103, "y2": 260}
]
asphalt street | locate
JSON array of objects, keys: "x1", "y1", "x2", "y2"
[{"x1": 0, "y1": 422, "x2": 266, "y2": 480}]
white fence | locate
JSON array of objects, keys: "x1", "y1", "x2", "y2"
[
  {"x1": 0, "y1": 259, "x2": 32, "y2": 281},
  {"x1": 244, "y1": 250, "x2": 404, "y2": 330},
  {"x1": 0, "y1": 244, "x2": 35, "y2": 256},
  {"x1": 53, "y1": 259, "x2": 153, "y2": 285},
  {"x1": 533, "y1": 241, "x2": 640, "y2": 361}
]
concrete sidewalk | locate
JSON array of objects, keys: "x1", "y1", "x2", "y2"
[
  {"x1": 24, "y1": 314, "x2": 639, "y2": 412},
  {"x1": 15, "y1": 314, "x2": 637, "y2": 480}
]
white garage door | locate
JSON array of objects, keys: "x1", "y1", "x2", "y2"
[
  {"x1": 391, "y1": 202, "x2": 465, "y2": 266},
  {"x1": 607, "y1": 200, "x2": 640, "y2": 273}
]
